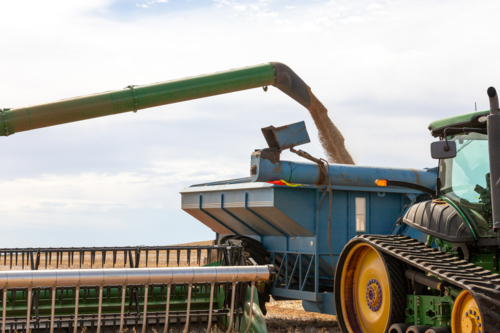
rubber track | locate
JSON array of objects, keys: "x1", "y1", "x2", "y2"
[
  {"x1": 355, "y1": 235, "x2": 500, "y2": 333},
  {"x1": 382, "y1": 253, "x2": 408, "y2": 325}
]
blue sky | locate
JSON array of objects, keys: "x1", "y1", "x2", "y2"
[
  {"x1": 1, "y1": 0, "x2": 499, "y2": 247},
  {"x1": 100, "y1": 0, "x2": 324, "y2": 19}
]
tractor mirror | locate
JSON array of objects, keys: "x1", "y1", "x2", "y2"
[{"x1": 431, "y1": 141, "x2": 457, "y2": 159}]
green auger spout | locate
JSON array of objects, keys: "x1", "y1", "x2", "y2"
[{"x1": 0, "y1": 62, "x2": 310, "y2": 136}]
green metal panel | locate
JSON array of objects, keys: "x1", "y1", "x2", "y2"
[
  {"x1": 405, "y1": 294, "x2": 453, "y2": 328},
  {"x1": 233, "y1": 286, "x2": 267, "y2": 333},
  {"x1": 472, "y1": 252, "x2": 500, "y2": 273},
  {"x1": 2, "y1": 285, "x2": 217, "y2": 316},
  {"x1": 428, "y1": 110, "x2": 489, "y2": 134},
  {"x1": 0, "y1": 63, "x2": 275, "y2": 136}
]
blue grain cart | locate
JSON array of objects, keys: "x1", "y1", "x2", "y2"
[{"x1": 181, "y1": 121, "x2": 436, "y2": 315}]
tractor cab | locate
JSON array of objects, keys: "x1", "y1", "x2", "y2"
[
  {"x1": 385, "y1": 109, "x2": 497, "y2": 253},
  {"x1": 389, "y1": 88, "x2": 500, "y2": 270},
  {"x1": 429, "y1": 111, "x2": 495, "y2": 239}
]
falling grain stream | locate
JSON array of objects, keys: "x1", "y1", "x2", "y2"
[{"x1": 306, "y1": 87, "x2": 355, "y2": 165}]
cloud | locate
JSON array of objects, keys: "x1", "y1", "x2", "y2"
[
  {"x1": 211, "y1": 0, "x2": 277, "y2": 17},
  {"x1": 135, "y1": 0, "x2": 169, "y2": 9},
  {"x1": 234, "y1": 4, "x2": 246, "y2": 11},
  {"x1": 0, "y1": 156, "x2": 245, "y2": 208},
  {"x1": 213, "y1": 0, "x2": 231, "y2": 6}
]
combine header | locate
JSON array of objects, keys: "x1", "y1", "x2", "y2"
[
  {"x1": 0, "y1": 243, "x2": 274, "y2": 333},
  {"x1": 1, "y1": 62, "x2": 499, "y2": 333}
]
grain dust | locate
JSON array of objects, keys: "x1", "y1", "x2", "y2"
[{"x1": 306, "y1": 87, "x2": 354, "y2": 165}]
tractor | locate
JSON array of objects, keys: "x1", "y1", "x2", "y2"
[{"x1": 333, "y1": 88, "x2": 500, "y2": 333}]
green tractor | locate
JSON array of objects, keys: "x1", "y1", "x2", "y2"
[{"x1": 334, "y1": 88, "x2": 500, "y2": 333}]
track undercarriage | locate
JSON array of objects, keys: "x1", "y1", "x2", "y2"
[{"x1": 335, "y1": 235, "x2": 500, "y2": 333}]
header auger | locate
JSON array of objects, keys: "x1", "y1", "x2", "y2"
[{"x1": 1, "y1": 63, "x2": 499, "y2": 333}]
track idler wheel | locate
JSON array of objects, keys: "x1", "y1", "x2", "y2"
[
  {"x1": 388, "y1": 323, "x2": 410, "y2": 333},
  {"x1": 452, "y1": 290, "x2": 484, "y2": 333},
  {"x1": 424, "y1": 328, "x2": 451, "y2": 333},
  {"x1": 405, "y1": 326, "x2": 429, "y2": 333},
  {"x1": 335, "y1": 240, "x2": 407, "y2": 333}
]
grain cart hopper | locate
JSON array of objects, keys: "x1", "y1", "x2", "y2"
[{"x1": 333, "y1": 88, "x2": 500, "y2": 333}]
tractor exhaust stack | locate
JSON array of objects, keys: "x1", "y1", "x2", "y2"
[{"x1": 487, "y1": 87, "x2": 500, "y2": 241}]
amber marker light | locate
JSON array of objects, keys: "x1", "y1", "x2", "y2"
[{"x1": 375, "y1": 179, "x2": 388, "y2": 187}]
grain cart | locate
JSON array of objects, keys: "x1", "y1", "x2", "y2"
[
  {"x1": 180, "y1": 121, "x2": 436, "y2": 318},
  {"x1": 333, "y1": 88, "x2": 500, "y2": 333}
]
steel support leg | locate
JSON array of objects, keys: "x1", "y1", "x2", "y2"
[
  {"x1": 73, "y1": 286, "x2": 80, "y2": 333},
  {"x1": 225, "y1": 282, "x2": 236, "y2": 333},
  {"x1": 162, "y1": 285, "x2": 171, "y2": 333}
]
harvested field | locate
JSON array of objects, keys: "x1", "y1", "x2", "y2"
[
  {"x1": 265, "y1": 298, "x2": 340, "y2": 333},
  {"x1": 0, "y1": 241, "x2": 216, "y2": 271},
  {"x1": 172, "y1": 241, "x2": 214, "y2": 246},
  {"x1": 0, "y1": 250, "x2": 208, "y2": 270}
]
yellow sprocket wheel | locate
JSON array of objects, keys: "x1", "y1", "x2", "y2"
[
  {"x1": 452, "y1": 290, "x2": 484, "y2": 333},
  {"x1": 334, "y1": 240, "x2": 407, "y2": 333}
]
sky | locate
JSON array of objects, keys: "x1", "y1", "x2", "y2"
[{"x1": 0, "y1": 0, "x2": 499, "y2": 247}]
